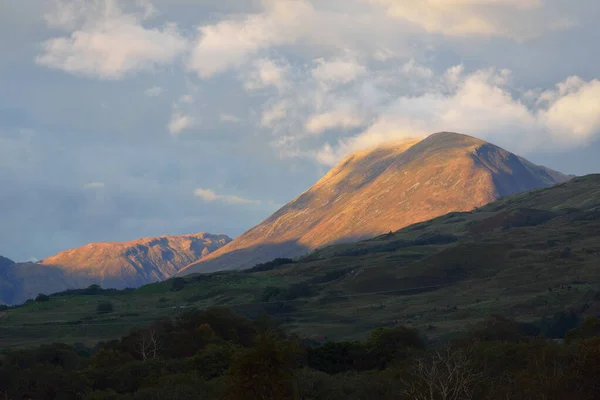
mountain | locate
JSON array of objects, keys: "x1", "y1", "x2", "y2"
[
  {"x1": 182, "y1": 132, "x2": 571, "y2": 274},
  {"x1": 3, "y1": 174, "x2": 600, "y2": 347},
  {"x1": 0, "y1": 233, "x2": 231, "y2": 305},
  {"x1": 38, "y1": 233, "x2": 231, "y2": 284},
  {"x1": 0, "y1": 256, "x2": 17, "y2": 305},
  {"x1": 0, "y1": 256, "x2": 14, "y2": 270}
]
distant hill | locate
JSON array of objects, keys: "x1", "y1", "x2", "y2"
[
  {"x1": 182, "y1": 132, "x2": 571, "y2": 274},
  {"x1": 0, "y1": 233, "x2": 231, "y2": 305}
]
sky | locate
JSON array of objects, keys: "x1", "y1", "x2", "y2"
[{"x1": 0, "y1": 0, "x2": 599, "y2": 261}]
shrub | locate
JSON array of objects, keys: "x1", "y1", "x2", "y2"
[
  {"x1": 171, "y1": 277, "x2": 186, "y2": 292},
  {"x1": 227, "y1": 334, "x2": 301, "y2": 400},
  {"x1": 308, "y1": 269, "x2": 351, "y2": 284},
  {"x1": 52, "y1": 284, "x2": 122, "y2": 297},
  {"x1": 540, "y1": 311, "x2": 579, "y2": 338},
  {"x1": 293, "y1": 367, "x2": 333, "y2": 399},
  {"x1": 367, "y1": 325, "x2": 426, "y2": 368},
  {"x1": 565, "y1": 316, "x2": 600, "y2": 342},
  {"x1": 258, "y1": 286, "x2": 280, "y2": 302},
  {"x1": 97, "y1": 302, "x2": 114, "y2": 314},
  {"x1": 35, "y1": 293, "x2": 50, "y2": 302},
  {"x1": 470, "y1": 315, "x2": 529, "y2": 342},
  {"x1": 258, "y1": 283, "x2": 313, "y2": 303},
  {"x1": 307, "y1": 341, "x2": 370, "y2": 373},
  {"x1": 245, "y1": 258, "x2": 294, "y2": 273}
]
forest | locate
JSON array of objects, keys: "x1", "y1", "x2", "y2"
[{"x1": 2, "y1": 307, "x2": 600, "y2": 400}]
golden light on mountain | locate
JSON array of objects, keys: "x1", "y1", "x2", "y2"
[
  {"x1": 39, "y1": 233, "x2": 231, "y2": 284},
  {"x1": 0, "y1": 233, "x2": 231, "y2": 305},
  {"x1": 182, "y1": 132, "x2": 570, "y2": 274}
]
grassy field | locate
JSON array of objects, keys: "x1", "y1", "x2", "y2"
[{"x1": 2, "y1": 175, "x2": 600, "y2": 349}]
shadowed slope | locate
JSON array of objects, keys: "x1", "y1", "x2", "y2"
[
  {"x1": 183, "y1": 132, "x2": 571, "y2": 273},
  {"x1": 0, "y1": 256, "x2": 14, "y2": 270}
]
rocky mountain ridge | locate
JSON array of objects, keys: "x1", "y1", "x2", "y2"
[{"x1": 0, "y1": 233, "x2": 231, "y2": 305}]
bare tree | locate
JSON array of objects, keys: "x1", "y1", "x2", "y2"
[
  {"x1": 526, "y1": 346, "x2": 566, "y2": 400},
  {"x1": 136, "y1": 327, "x2": 162, "y2": 361},
  {"x1": 403, "y1": 346, "x2": 485, "y2": 400}
]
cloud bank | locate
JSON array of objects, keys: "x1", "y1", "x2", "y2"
[{"x1": 312, "y1": 69, "x2": 600, "y2": 165}]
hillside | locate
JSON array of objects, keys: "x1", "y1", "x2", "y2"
[
  {"x1": 0, "y1": 256, "x2": 16, "y2": 306},
  {"x1": 2, "y1": 174, "x2": 599, "y2": 348},
  {"x1": 183, "y1": 132, "x2": 571, "y2": 273},
  {"x1": 0, "y1": 233, "x2": 231, "y2": 305}
]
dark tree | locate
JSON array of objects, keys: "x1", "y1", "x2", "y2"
[
  {"x1": 171, "y1": 277, "x2": 186, "y2": 292},
  {"x1": 35, "y1": 293, "x2": 50, "y2": 302},
  {"x1": 367, "y1": 325, "x2": 426, "y2": 368},
  {"x1": 227, "y1": 334, "x2": 301, "y2": 400}
]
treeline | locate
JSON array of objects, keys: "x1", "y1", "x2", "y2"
[
  {"x1": 2, "y1": 309, "x2": 600, "y2": 399},
  {"x1": 0, "y1": 285, "x2": 136, "y2": 309}
]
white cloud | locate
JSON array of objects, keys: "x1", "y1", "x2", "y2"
[
  {"x1": 539, "y1": 79, "x2": 600, "y2": 140},
  {"x1": 136, "y1": 0, "x2": 157, "y2": 20},
  {"x1": 37, "y1": 0, "x2": 580, "y2": 84},
  {"x1": 188, "y1": 1, "x2": 313, "y2": 78},
  {"x1": 43, "y1": 0, "x2": 86, "y2": 30},
  {"x1": 168, "y1": 112, "x2": 193, "y2": 135},
  {"x1": 194, "y1": 188, "x2": 260, "y2": 205},
  {"x1": 167, "y1": 93, "x2": 197, "y2": 135},
  {"x1": 313, "y1": 67, "x2": 600, "y2": 165},
  {"x1": 220, "y1": 113, "x2": 242, "y2": 123},
  {"x1": 367, "y1": 0, "x2": 571, "y2": 39},
  {"x1": 185, "y1": 1, "x2": 401, "y2": 78},
  {"x1": 83, "y1": 182, "x2": 105, "y2": 190},
  {"x1": 180, "y1": 95, "x2": 194, "y2": 104},
  {"x1": 400, "y1": 59, "x2": 433, "y2": 79},
  {"x1": 261, "y1": 101, "x2": 289, "y2": 128},
  {"x1": 244, "y1": 58, "x2": 289, "y2": 92},
  {"x1": 256, "y1": 56, "x2": 382, "y2": 140},
  {"x1": 305, "y1": 109, "x2": 364, "y2": 135},
  {"x1": 144, "y1": 86, "x2": 163, "y2": 97},
  {"x1": 37, "y1": 0, "x2": 188, "y2": 79},
  {"x1": 312, "y1": 57, "x2": 366, "y2": 85},
  {"x1": 315, "y1": 130, "x2": 423, "y2": 166}
]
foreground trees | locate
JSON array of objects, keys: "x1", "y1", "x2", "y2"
[{"x1": 1, "y1": 311, "x2": 600, "y2": 399}]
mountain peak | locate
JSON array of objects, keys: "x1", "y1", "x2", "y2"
[
  {"x1": 399, "y1": 132, "x2": 487, "y2": 159},
  {"x1": 0, "y1": 232, "x2": 232, "y2": 305},
  {"x1": 182, "y1": 132, "x2": 571, "y2": 274},
  {"x1": 427, "y1": 131, "x2": 486, "y2": 144},
  {"x1": 331, "y1": 132, "x2": 483, "y2": 172},
  {"x1": 71, "y1": 232, "x2": 226, "y2": 251},
  {"x1": 33, "y1": 232, "x2": 231, "y2": 289}
]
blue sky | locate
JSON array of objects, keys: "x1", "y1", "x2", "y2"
[{"x1": 1, "y1": 0, "x2": 599, "y2": 261}]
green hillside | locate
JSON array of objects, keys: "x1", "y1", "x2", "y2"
[{"x1": 2, "y1": 175, "x2": 600, "y2": 349}]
